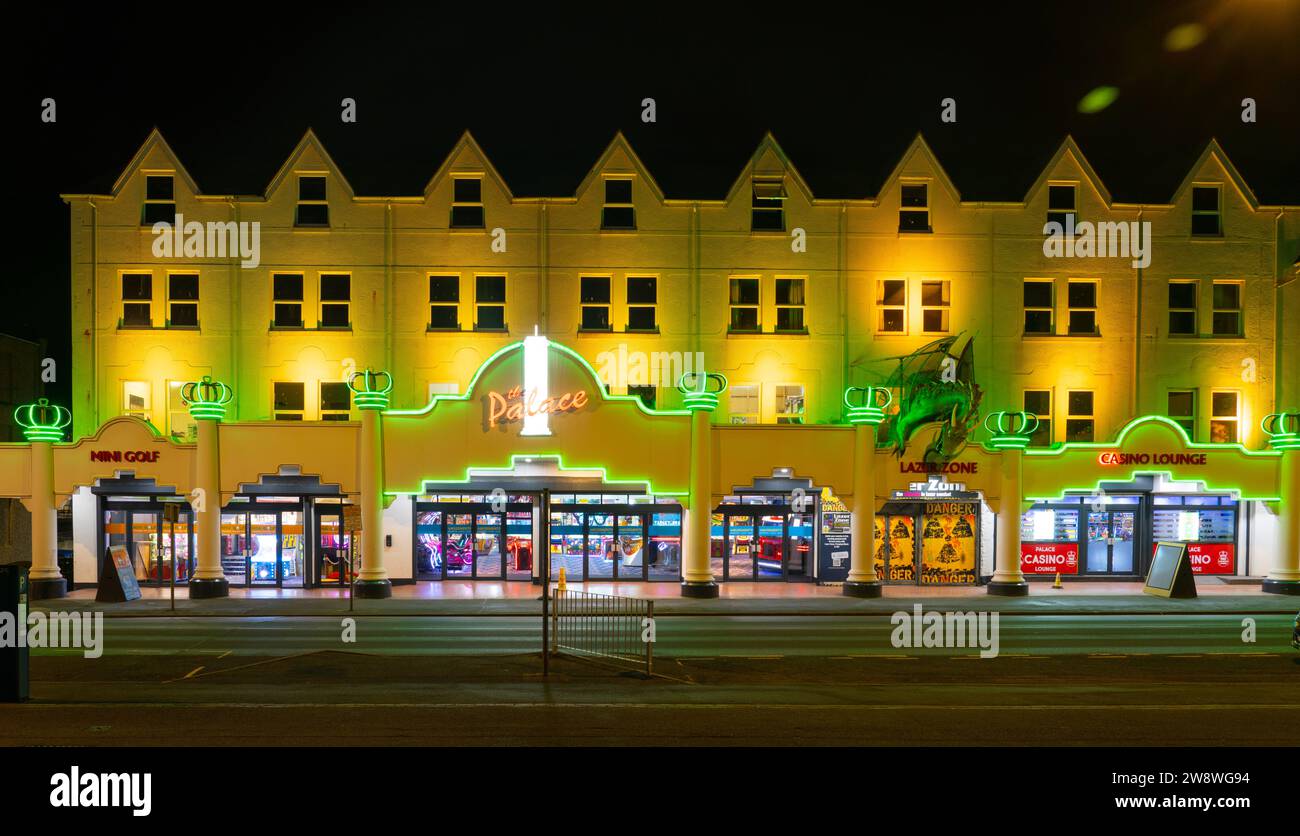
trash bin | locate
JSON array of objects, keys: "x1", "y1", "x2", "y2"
[{"x1": 0, "y1": 564, "x2": 30, "y2": 702}]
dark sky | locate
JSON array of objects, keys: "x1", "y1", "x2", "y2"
[{"x1": 8, "y1": 2, "x2": 1299, "y2": 408}]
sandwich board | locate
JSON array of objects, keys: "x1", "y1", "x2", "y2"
[{"x1": 1144, "y1": 541, "x2": 1197, "y2": 599}]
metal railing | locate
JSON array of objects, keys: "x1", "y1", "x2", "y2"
[{"x1": 550, "y1": 588, "x2": 654, "y2": 676}]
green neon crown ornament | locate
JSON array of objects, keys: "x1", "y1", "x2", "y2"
[
  {"x1": 348, "y1": 369, "x2": 393, "y2": 411},
  {"x1": 1261, "y1": 411, "x2": 1299, "y2": 451},
  {"x1": 984, "y1": 410, "x2": 1039, "y2": 450},
  {"x1": 844, "y1": 386, "x2": 893, "y2": 425},
  {"x1": 181, "y1": 376, "x2": 234, "y2": 421},
  {"x1": 14, "y1": 398, "x2": 71, "y2": 442},
  {"x1": 677, "y1": 371, "x2": 728, "y2": 413}
]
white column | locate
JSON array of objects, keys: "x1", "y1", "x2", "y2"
[
  {"x1": 681, "y1": 404, "x2": 717, "y2": 597},
  {"x1": 189, "y1": 415, "x2": 228, "y2": 598},
  {"x1": 26, "y1": 441, "x2": 65, "y2": 599},
  {"x1": 355, "y1": 407, "x2": 392, "y2": 597},
  {"x1": 844, "y1": 421, "x2": 882, "y2": 597},
  {"x1": 988, "y1": 446, "x2": 1028, "y2": 595}
]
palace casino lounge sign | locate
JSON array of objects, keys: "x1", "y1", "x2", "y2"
[{"x1": 1020, "y1": 542, "x2": 1079, "y2": 575}]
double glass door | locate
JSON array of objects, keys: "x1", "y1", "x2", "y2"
[
  {"x1": 220, "y1": 507, "x2": 305, "y2": 587},
  {"x1": 1086, "y1": 510, "x2": 1136, "y2": 574},
  {"x1": 415, "y1": 502, "x2": 534, "y2": 581},
  {"x1": 549, "y1": 508, "x2": 651, "y2": 581},
  {"x1": 712, "y1": 508, "x2": 812, "y2": 581},
  {"x1": 103, "y1": 502, "x2": 194, "y2": 585},
  {"x1": 316, "y1": 510, "x2": 354, "y2": 586}
]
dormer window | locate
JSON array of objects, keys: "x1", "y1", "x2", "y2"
[
  {"x1": 295, "y1": 175, "x2": 329, "y2": 227},
  {"x1": 142, "y1": 175, "x2": 176, "y2": 226},
  {"x1": 899, "y1": 183, "x2": 931, "y2": 232},
  {"x1": 1047, "y1": 183, "x2": 1077, "y2": 229},
  {"x1": 601, "y1": 178, "x2": 635, "y2": 230},
  {"x1": 451, "y1": 177, "x2": 485, "y2": 228},
  {"x1": 751, "y1": 177, "x2": 786, "y2": 231},
  {"x1": 1191, "y1": 185, "x2": 1222, "y2": 236}
]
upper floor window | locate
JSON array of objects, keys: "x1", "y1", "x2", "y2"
[
  {"x1": 429, "y1": 275, "x2": 460, "y2": 330},
  {"x1": 273, "y1": 382, "x2": 305, "y2": 420},
  {"x1": 1047, "y1": 183, "x2": 1077, "y2": 229},
  {"x1": 1168, "y1": 281, "x2": 1198, "y2": 336},
  {"x1": 122, "y1": 380, "x2": 151, "y2": 420},
  {"x1": 602, "y1": 179, "x2": 635, "y2": 230},
  {"x1": 751, "y1": 177, "x2": 785, "y2": 231},
  {"x1": 775, "y1": 278, "x2": 805, "y2": 332},
  {"x1": 729, "y1": 278, "x2": 760, "y2": 332},
  {"x1": 899, "y1": 183, "x2": 930, "y2": 232},
  {"x1": 1211, "y1": 282, "x2": 1241, "y2": 336},
  {"x1": 1023, "y1": 279, "x2": 1054, "y2": 335},
  {"x1": 1210, "y1": 390, "x2": 1239, "y2": 443},
  {"x1": 1167, "y1": 390, "x2": 1196, "y2": 439},
  {"x1": 168, "y1": 273, "x2": 199, "y2": 327},
  {"x1": 122, "y1": 273, "x2": 152, "y2": 327},
  {"x1": 451, "y1": 177, "x2": 484, "y2": 228},
  {"x1": 295, "y1": 176, "x2": 329, "y2": 227},
  {"x1": 319, "y1": 274, "x2": 351, "y2": 328},
  {"x1": 167, "y1": 381, "x2": 196, "y2": 441},
  {"x1": 775, "y1": 384, "x2": 805, "y2": 424},
  {"x1": 142, "y1": 175, "x2": 176, "y2": 226},
  {"x1": 878, "y1": 279, "x2": 907, "y2": 334},
  {"x1": 1191, "y1": 185, "x2": 1222, "y2": 236},
  {"x1": 475, "y1": 275, "x2": 506, "y2": 330},
  {"x1": 729, "y1": 384, "x2": 759, "y2": 424},
  {"x1": 921, "y1": 280, "x2": 950, "y2": 333},
  {"x1": 272, "y1": 273, "x2": 304, "y2": 328},
  {"x1": 580, "y1": 276, "x2": 611, "y2": 331},
  {"x1": 320, "y1": 382, "x2": 352, "y2": 421},
  {"x1": 1065, "y1": 390, "x2": 1094, "y2": 442},
  {"x1": 626, "y1": 276, "x2": 657, "y2": 331},
  {"x1": 1023, "y1": 390, "x2": 1053, "y2": 446},
  {"x1": 1067, "y1": 280, "x2": 1098, "y2": 335}
]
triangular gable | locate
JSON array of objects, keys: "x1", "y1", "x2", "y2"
[
  {"x1": 421, "y1": 130, "x2": 514, "y2": 199},
  {"x1": 1022, "y1": 135, "x2": 1112, "y2": 207},
  {"x1": 875, "y1": 133, "x2": 961, "y2": 205},
  {"x1": 572, "y1": 132, "x2": 665, "y2": 202},
  {"x1": 262, "y1": 128, "x2": 355, "y2": 199},
  {"x1": 723, "y1": 132, "x2": 816, "y2": 204},
  {"x1": 1170, "y1": 138, "x2": 1259, "y2": 210},
  {"x1": 108, "y1": 128, "x2": 203, "y2": 197}
]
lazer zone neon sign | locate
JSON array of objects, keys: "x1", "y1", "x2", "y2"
[{"x1": 487, "y1": 332, "x2": 589, "y2": 433}]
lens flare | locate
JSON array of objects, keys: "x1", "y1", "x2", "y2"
[
  {"x1": 1164, "y1": 22, "x2": 1207, "y2": 52},
  {"x1": 1077, "y1": 86, "x2": 1119, "y2": 113}
]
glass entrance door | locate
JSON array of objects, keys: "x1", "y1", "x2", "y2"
[
  {"x1": 221, "y1": 512, "x2": 249, "y2": 586},
  {"x1": 249, "y1": 513, "x2": 279, "y2": 585},
  {"x1": 1087, "y1": 510, "x2": 1137, "y2": 574},
  {"x1": 317, "y1": 511, "x2": 353, "y2": 586}
]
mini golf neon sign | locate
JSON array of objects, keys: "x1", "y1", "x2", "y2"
[{"x1": 488, "y1": 331, "x2": 589, "y2": 434}]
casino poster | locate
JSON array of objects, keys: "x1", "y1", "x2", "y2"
[{"x1": 919, "y1": 506, "x2": 977, "y2": 584}]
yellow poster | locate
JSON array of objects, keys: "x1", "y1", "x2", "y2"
[
  {"x1": 920, "y1": 511, "x2": 976, "y2": 584},
  {"x1": 886, "y1": 516, "x2": 915, "y2": 582},
  {"x1": 873, "y1": 517, "x2": 886, "y2": 578}
]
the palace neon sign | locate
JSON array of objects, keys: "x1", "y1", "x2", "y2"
[{"x1": 488, "y1": 385, "x2": 588, "y2": 429}]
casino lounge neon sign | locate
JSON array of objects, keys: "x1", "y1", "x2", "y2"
[{"x1": 1098, "y1": 452, "x2": 1207, "y2": 466}]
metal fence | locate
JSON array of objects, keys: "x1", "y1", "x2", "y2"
[{"x1": 550, "y1": 589, "x2": 654, "y2": 676}]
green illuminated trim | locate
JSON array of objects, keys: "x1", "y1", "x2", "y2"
[
  {"x1": 844, "y1": 386, "x2": 891, "y2": 425},
  {"x1": 983, "y1": 410, "x2": 1038, "y2": 443},
  {"x1": 988, "y1": 435, "x2": 1031, "y2": 450},
  {"x1": 1261, "y1": 412, "x2": 1300, "y2": 450},
  {"x1": 13, "y1": 398, "x2": 72, "y2": 443},
  {"x1": 383, "y1": 452, "x2": 689, "y2": 498},
  {"x1": 348, "y1": 369, "x2": 394, "y2": 411},
  {"x1": 1020, "y1": 414, "x2": 1281, "y2": 458},
  {"x1": 1026, "y1": 469, "x2": 1280, "y2": 503}
]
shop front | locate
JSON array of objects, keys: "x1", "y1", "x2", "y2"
[
  {"x1": 98, "y1": 490, "x2": 195, "y2": 587},
  {"x1": 710, "y1": 490, "x2": 815, "y2": 582}
]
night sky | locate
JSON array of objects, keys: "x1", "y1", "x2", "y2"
[{"x1": 9, "y1": 2, "x2": 1299, "y2": 409}]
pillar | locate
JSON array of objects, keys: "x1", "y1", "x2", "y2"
[
  {"x1": 986, "y1": 411, "x2": 1035, "y2": 596},
  {"x1": 844, "y1": 387, "x2": 889, "y2": 598},
  {"x1": 351, "y1": 370, "x2": 393, "y2": 599},
  {"x1": 679, "y1": 373, "x2": 725, "y2": 598},
  {"x1": 15, "y1": 398, "x2": 71, "y2": 600},
  {"x1": 1262, "y1": 412, "x2": 1300, "y2": 595},
  {"x1": 183, "y1": 378, "x2": 231, "y2": 599}
]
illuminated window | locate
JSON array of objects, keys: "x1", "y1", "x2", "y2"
[
  {"x1": 1191, "y1": 185, "x2": 1222, "y2": 236},
  {"x1": 1047, "y1": 183, "x2": 1077, "y2": 229},
  {"x1": 272, "y1": 274, "x2": 304, "y2": 328},
  {"x1": 1211, "y1": 282, "x2": 1241, "y2": 336},
  {"x1": 142, "y1": 175, "x2": 175, "y2": 226},
  {"x1": 921, "y1": 280, "x2": 950, "y2": 333},
  {"x1": 1167, "y1": 390, "x2": 1196, "y2": 439},
  {"x1": 295, "y1": 175, "x2": 329, "y2": 227},
  {"x1": 775, "y1": 384, "x2": 805, "y2": 424},
  {"x1": 580, "y1": 276, "x2": 611, "y2": 331},
  {"x1": 1023, "y1": 389, "x2": 1052, "y2": 446},
  {"x1": 1168, "y1": 281, "x2": 1197, "y2": 336},
  {"x1": 167, "y1": 274, "x2": 198, "y2": 328},
  {"x1": 319, "y1": 274, "x2": 350, "y2": 328},
  {"x1": 167, "y1": 381, "x2": 196, "y2": 441},
  {"x1": 751, "y1": 177, "x2": 785, "y2": 231},
  {"x1": 121, "y1": 273, "x2": 152, "y2": 327},
  {"x1": 273, "y1": 382, "x2": 305, "y2": 421},
  {"x1": 1210, "y1": 390, "x2": 1239, "y2": 443},
  {"x1": 427, "y1": 382, "x2": 459, "y2": 403},
  {"x1": 1067, "y1": 280, "x2": 1098, "y2": 335},
  {"x1": 428, "y1": 275, "x2": 460, "y2": 330},
  {"x1": 602, "y1": 178, "x2": 635, "y2": 230},
  {"x1": 729, "y1": 278, "x2": 760, "y2": 332},
  {"x1": 626, "y1": 276, "x2": 656, "y2": 331},
  {"x1": 1065, "y1": 390, "x2": 1094, "y2": 442},
  {"x1": 451, "y1": 177, "x2": 484, "y2": 228},
  {"x1": 627, "y1": 385, "x2": 656, "y2": 409},
  {"x1": 320, "y1": 382, "x2": 351, "y2": 421},
  {"x1": 775, "y1": 278, "x2": 805, "y2": 332},
  {"x1": 878, "y1": 279, "x2": 906, "y2": 334},
  {"x1": 476, "y1": 275, "x2": 506, "y2": 330},
  {"x1": 729, "y1": 384, "x2": 759, "y2": 424},
  {"x1": 1023, "y1": 279, "x2": 1053, "y2": 334},
  {"x1": 122, "y1": 380, "x2": 151, "y2": 420},
  {"x1": 899, "y1": 183, "x2": 930, "y2": 232}
]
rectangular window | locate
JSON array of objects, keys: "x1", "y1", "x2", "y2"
[
  {"x1": 320, "y1": 381, "x2": 351, "y2": 421},
  {"x1": 1065, "y1": 390, "x2": 1094, "y2": 442},
  {"x1": 775, "y1": 278, "x2": 805, "y2": 332},
  {"x1": 601, "y1": 178, "x2": 635, "y2": 230},
  {"x1": 428, "y1": 275, "x2": 460, "y2": 330},
  {"x1": 428, "y1": 382, "x2": 459, "y2": 403},
  {"x1": 451, "y1": 177, "x2": 485, "y2": 228},
  {"x1": 729, "y1": 278, "x2": 760, "y2": 332},
  {"x1": 751, "y1": 177, "x2": 785, "y2": 231},
  {"x1": 1067, "y1": 280, "x2": 1098, "y2": 335},
  {"x1": 475, "y1": 275, "x2": 506, "y2": 330},
  {"x1": 1211, "y1": 282, "x2": 1241, "y2": 336},
  {"x1": 1168, "y1": 281, "x2": 1198, "y2": 336},
  {"x1": 167, "y1": 274, "x2": 199, "y2": 327},
  {"x1": 167, "y1": 381, "x2": 196, "y2": 441},
  {"x1": 1023, "y1": 390, "x2": 1053, "y2": 446},
  {"x1": 775, "y1": 384, "x2": 805, "y2": 424},
  {"x1": 729, "y1": 384, "x2": 759, "y2": 424},
  {"x1": 627, "y1": 385, "x2": 656, "y2": 409},
  {"x1": 1047, "y1": 183, "x2": 1077, "y2": 229},
  {"x1": 1191, "y1": 185, "x2": 1222, "y2": 236},
  {"x1": 273, "y1": 382, "x2": 306, "y2": 421},
  {"x1": 626, "y1": 276, "x2": 656, "y2": 331},
  {"x1": 1023, "y1": 279, "x2": 1054, "y2": 335},
  {"x1": 122, "y1": 273, "x2": 152, "y2": 327},
  {"x1": 122, "y1": 380, "x2": 150, "y2": 420},
  {"x1": 272, "y1": 274, "x2": 304, "y2": 328},
  {"x1": 878, "y1": 279, "x2": 906, "y2": 334},
  {"x1": 899, "y1": 183, "x2": 930, "y2": 232},
  {"x1": 920, "y1": 280, "x2": 950, "y2": 333},
  {"x1": 1210, "y1": 390, "x2": 1239, "y2": 443},
  {"x1": 295, "y1": 175, "x2": 329, "y2": 227},
  {"x1": 319, "y1": 274, "x2": 350, "y2": 328},
  {"x1": 579, "y1": 276, "x2": 611, "y2": 331},
  {"x1": 1167, "y1": 390, "x2": 1196, "y2": 439},
  {"x1": 142, "y1": 175, "x2": 175, "y2": 226}
]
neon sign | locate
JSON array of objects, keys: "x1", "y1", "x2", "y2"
[
  {"x1": 1098, "y1": 452, "x2": 1207, "y2": 466},
  {"x1": 488, "y1": 385, "x2": 588, "y2": 429}
]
